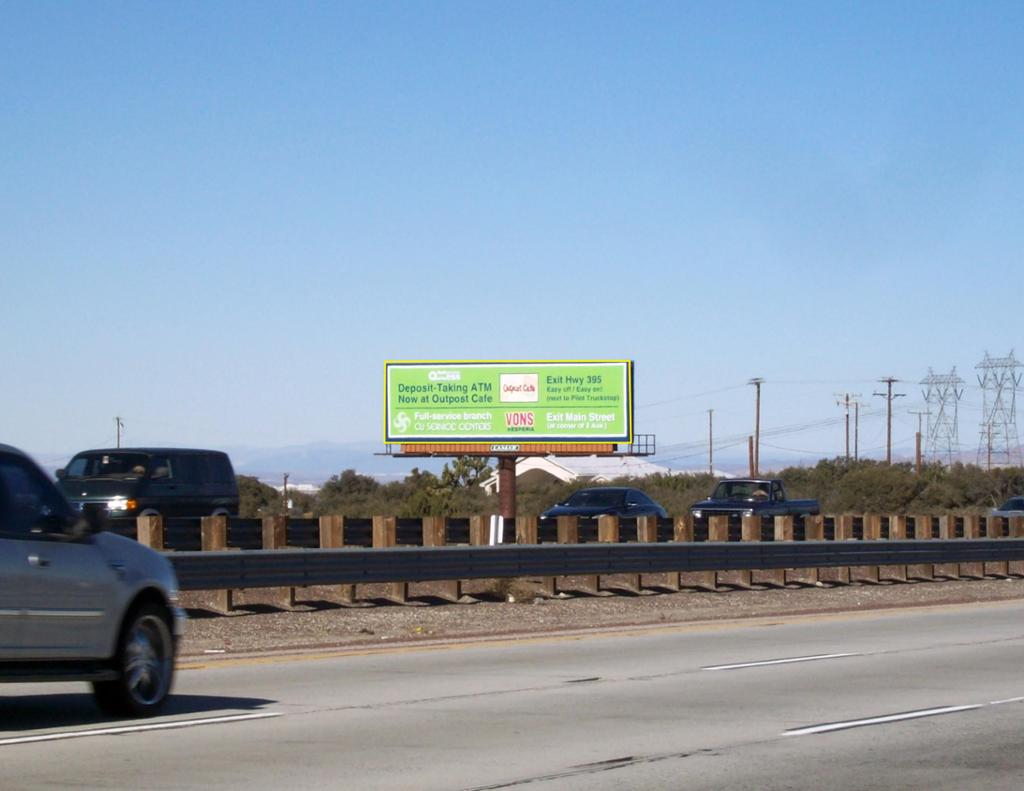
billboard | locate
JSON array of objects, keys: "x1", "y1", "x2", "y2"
[{"x1": 384, "y1": 360, "x2": 633, "y2": 444}]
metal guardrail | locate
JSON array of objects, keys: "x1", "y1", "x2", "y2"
[{"x1": 167, "y1": 539, "x2": 1024, "y2": 591}]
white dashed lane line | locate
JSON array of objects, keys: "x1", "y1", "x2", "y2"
[
  {"x1": 702, "y1": 653, "x2": 860, "y2": 671},
  {"x1": 785, "y1": 697, "x2": 1024, "y2": 737},
  {"x1": 0, "y1": 712, "x2": 281, "y2": 746}
]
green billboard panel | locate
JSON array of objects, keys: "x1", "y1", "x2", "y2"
[{"x1": 384, "y1": 360, "x2": 634, "y2": 443}]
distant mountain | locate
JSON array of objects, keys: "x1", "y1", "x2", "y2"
[{"x1": 223, "y1": 441, "x2": 445, "y2": 485}]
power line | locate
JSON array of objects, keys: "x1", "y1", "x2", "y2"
[{"x1": 636, "y1": 383, "x2": 748, "y2": 410}]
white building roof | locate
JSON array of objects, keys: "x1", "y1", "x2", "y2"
[{"x1": 480, "y1": 454, "x2": 729, "y2": 493}]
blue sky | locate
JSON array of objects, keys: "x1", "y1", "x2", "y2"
[{"x1": 3, "y1": 1, "x2": 1023, "y2": 472}]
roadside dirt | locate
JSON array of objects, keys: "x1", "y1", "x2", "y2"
[{"x1": 178, "y1": 573, "x2": 1024, "y2": 659}]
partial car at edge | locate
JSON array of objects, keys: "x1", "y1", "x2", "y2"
[
  {"x1": 0, "y1": 443, "x2": 185, "y2": 716},
  {"x1": 992, "y1": 496, "x2": 1024, "y2": 518}
]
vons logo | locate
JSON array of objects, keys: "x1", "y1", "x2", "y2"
[
  {"x1": 499, "y1": 373, "x2": 539, "y2": 403},
  {"x1": 505, "y1": 411, "x2": 535, "y2": 429}
]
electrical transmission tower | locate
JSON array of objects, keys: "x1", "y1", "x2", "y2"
[
  {"x1": 920, "y1": 368, "x2": 964, "y2": 465},
  {"x1": 976, "y1": 351, "x2": 1023, "y2": 469}
]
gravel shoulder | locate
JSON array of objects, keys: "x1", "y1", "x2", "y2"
[{"x1": 178, "y1": 575, "x2": 1024, "y2": 660}]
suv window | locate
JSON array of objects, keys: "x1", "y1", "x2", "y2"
[
  {"x1": 176, "y1": 454, "x2": 209, "y2": 484},
  {"x1": 149, "y1": 455, "x2": 174, "y2": 480},
  {"x1": 65, "y1": 453, "x2": 149, "y2": 479},
  {"x1": 0, "y1": 455, "x2": 72, "y2": 538},
  {"x1": 209, "y1": 454, "x2": 234, "y2": 484}
]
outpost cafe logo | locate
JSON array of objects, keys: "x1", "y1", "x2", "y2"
[
  {"x1": 500, "y1": 373, "x2": 538, "y2": 431},
  {"x1": 499, "y1": 373, "x2": 538, "y2": 402}
]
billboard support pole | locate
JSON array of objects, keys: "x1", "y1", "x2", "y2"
[{"x1": 497, "y1": 455, "x2": 517, "y2": 533}]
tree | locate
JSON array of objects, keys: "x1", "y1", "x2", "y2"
[
  {"x1": 441, "y1": 456, "x2": 493, "y2": 489},
  {"x1": 316, "y1": 469, "x2": 380, "y2": 515},
  {"x1": 237, "y1": 475, "x2": 281, "y2": 518}
]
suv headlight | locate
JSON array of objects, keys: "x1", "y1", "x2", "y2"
[
  {"x1": 692, "y1": 510, "x2": 702, "y2": 519},
  {"x1": 108, "y1": 497, "x2": 137, "y2": 512}
]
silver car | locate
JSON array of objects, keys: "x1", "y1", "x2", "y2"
[{"x1": 0, "y1": 443, "x2": 185, "y2": 716}]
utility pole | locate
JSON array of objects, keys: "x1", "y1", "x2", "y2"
[
  {"x1": 707, "y1": 409, "x2": 714, "y2": 475},
  {"x1": 115, "y1": 417, "x2": 124, "y2": 448},
  {"x1": 873, "y1": 377, "x2": 906, "y2": 464},
  {"x1": 834, "y1": 393, "x2": 861, "y2": 461},
  {"x1": 749, "y1": 378, "x2": 764, "y2": 476},
  {"x1": 854, "y1": 399, "x2": 861, "y2": 461},
  {"x1": 282, "y1": 473, "x2": 289, "y2": 515},
  {"x1": 908, "y1": 410, "x2": 929, "y2": 475}
]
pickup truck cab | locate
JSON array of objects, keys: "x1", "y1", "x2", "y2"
[{"x1": 690, "y1": 479, "x2": 820, "y2": 520}]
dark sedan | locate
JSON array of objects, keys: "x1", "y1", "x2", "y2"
[
  {"x1": 992, "y1": 497, "x2": 1024, "y2": 518},
  {"x1": 540, "y1": 487, "x2": 668, "y2": 520}
]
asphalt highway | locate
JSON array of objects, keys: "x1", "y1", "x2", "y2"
[{"x1": 2, "y1": 601, "x2": 1024, "y2": 790}]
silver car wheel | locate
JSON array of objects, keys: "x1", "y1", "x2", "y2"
[{"x1": 123, "y1": 612, "x2": 173, "y2": 707}]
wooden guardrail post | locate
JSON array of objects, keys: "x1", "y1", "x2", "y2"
[
  {"x1": 515, "y1": 516, "x2": 553, "y2": 598},
  {"x1": 773, "y1": 515, "x2": 799, "y2": 587},
  {"x1": 731, "y1": 515, "x2": 756, "y2": 589},
  {"x1": 597, "y1": 515, "x2": 620, "y2": 543},
  {"x1": 749, "y1": 515, "x2": 785, "y2": 588},
  {"x1": 983, "y1": 515, "x2": 1009, "y2": 577},
  {"x1": 637, "y1": 514, "x2": 658, "y2": 544},
  {"x1": 424, "y1": 516, "x2": 461, "y2": 601},
  {"x1": 373, "y1": 515, "x2": 407, "y2": 602},
  {"x1": 137, "y1": 514, "x2": 164, "y2": 551},
  {"x1": 963, "y1": 513, "x2": 981, "y2": 540},
  {"x1": 784, "y1": 515, "x2": 819, "y2": 586},
  {"x1": 599, "y1": 516, "x2": 637, "y2": 592},
  {"x1": 708, "y1": 515, "x2": 730, "y2": 589},
  {"x1": 908, "y1": 515, "x2": 935, "y2": 581},
  {"x1": 201, "y1": 514, "x2": 232, "y2": 612},
  {"x1": 852, "y1": 514, "x2": 881, "y2": 584},
  {"x1": 319, "y1": 515, "x2": 355, "y2": 603},
  {"x1": 708, "y1": 515, "x2": 729, "y2": 542},
  {"x1": 515, "y1": 515, "x2": 538, "y2": 544},
  {"x1": 677, "y1": 514, "x2": 714, "y2": 590},
  {"x1": 882, "y1": 515, "x2": 908, "y2": 583},
  {"x1": 1009, "y1": 516, "x2": 1024, "y2": 576},
  {"x1": 800, "y1": 514, "x2": 823, "y2": 585},
  {"x1": 638, "y1": 515, "x2": 674, "y2": 591},
  {"x1": 819, "y1": 515, "x2": 851, "y2": 585},
  {"x1": 262, "y1": 515, "x2": 296, "y2": 607},
  {"x1": 469, "y1": 515, "x2": 490, "y2": 546},
  {"x1": 557, "y1": 515, "x2": 594, "y2": 595},
  {"x1": 935, "y1": 515, "x2": 960, "y2": 580},
  {"x1": 959, "y1": 514, "x2": 984, "y2": 579}
]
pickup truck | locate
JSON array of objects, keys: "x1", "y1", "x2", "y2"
[{"x1": 689, "y1": 479, "x2": 820, "y2": 520}]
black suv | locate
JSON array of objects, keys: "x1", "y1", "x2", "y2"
[{"x1": 57, "y1": 448, "x2": 239, "y2": 519}]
